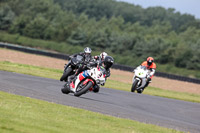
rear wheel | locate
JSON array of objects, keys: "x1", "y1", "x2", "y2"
[
  {"x1": 74, "y1": 81, "x2": 93, "y2": 97},
  {"x1": 60, "y1": 67, "x2": 72, "y2": 81},
  {"x1": 131, "y1": 80, "x2": 139, "y2": 92}
]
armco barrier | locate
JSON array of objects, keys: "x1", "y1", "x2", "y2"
[
  {"x1": 1, "y1": 42, "x2": 200, "y2": 84},
  {"x1": 0, "y1": 42, "x2": 70, "y2": 60}
]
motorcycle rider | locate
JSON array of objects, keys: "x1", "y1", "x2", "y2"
[
  {"x1": 60, "y1": 47, "x2": 93, "y2": 81},
  {"x1": 72, "y1": 55, "x2": 114, "y2": 93},
  {"x1": 94, "y1": 52, "x2": 107, "y2": 69},
  {"x1": 100, "y1": 52, "x2": 108, "y2": 61},
  {"x1": 102, "y1": 55, "x2": 114, "y2": 79},
  {"x1": 94, "y1": 52, "x2": 108, "y2": 62},
  {"x1": 141, "y1": 56, "x2": 156, "y2": 88},
  {"x1": 94, "y1": 52, "x2": 113, "y2": 78},
  {"x1": 90, "y1": 55, "x2": 114, "y2": 92},
  {"x1": 82, "y1": 52, "x2": 114, "y2": 93},
  {"x1": 70, "y1": 47, "x2": 93, "y2": 63}
]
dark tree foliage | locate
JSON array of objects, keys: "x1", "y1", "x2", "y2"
[
  {"x1": 0, "y1": 5, "x2": 15, "y2": 30},
  {"x1": 1, "y1": 0, "x2": 200, "y2": 70}
]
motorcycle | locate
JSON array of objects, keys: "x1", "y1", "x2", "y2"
[
  {"x1": 60, "y1": 55, "x2": 84, "y2": 82},
  {"x1": 61, "y1": 64, "x2": 106, "y2": 97},
  {"x1": 131, "y1": 66, "x2": 151, "y2": 93}
]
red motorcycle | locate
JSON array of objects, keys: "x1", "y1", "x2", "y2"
[{"x1": 61, "y1": 65, "x2": 106, "y2": 97}]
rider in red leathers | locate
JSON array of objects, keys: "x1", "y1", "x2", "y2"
[{"x1": 141, "y1": 57, "x2": 156, "y2": 87}]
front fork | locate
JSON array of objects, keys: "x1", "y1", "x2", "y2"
[
  {"x1": 132, "y1": 75, "x2": 141, "y2": 85},
  {"x1": 64, "y1": 62, "x2": 70, "y2": 72}
]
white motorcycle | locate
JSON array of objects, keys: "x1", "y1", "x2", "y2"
[
  {"x1": 131, "y1": 66, "x2": 151, "y2": 93},
  {"x1": 61, "y1": 65, "x2": 106, "y2": 97}
]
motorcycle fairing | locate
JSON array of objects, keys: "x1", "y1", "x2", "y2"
[
  {"x1": 69, "y1": 66, "x2": 106, "y2": 94},
  {"x1": 70, "y1": 70, "x2": 90, "y2": 92}
]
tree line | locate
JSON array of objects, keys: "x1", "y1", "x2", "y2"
[{"x1": 0, "y1": 0, "x2": 200, "y2": 70}]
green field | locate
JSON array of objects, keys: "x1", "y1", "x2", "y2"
[
  {"x1": 0, "y1": 61, "x2": 200, "y2": 103},
  {"x1": 0, "y1": 91, "x2": 183, "y2": 133}
]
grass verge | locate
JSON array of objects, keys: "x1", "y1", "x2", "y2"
[
  {"x1": 0, "y1": 91, "x2": 183, "y2": 133},
  {"x1": 0, "y1": 61, "x2": 200, "y2": 103}
]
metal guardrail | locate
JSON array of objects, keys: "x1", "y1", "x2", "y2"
[
  {"x1": 1, "y1": 42, "x2": 200, "y2": 84},
  {"x1": 0, "y1": 42, "x2": 70, "y2": 60}
]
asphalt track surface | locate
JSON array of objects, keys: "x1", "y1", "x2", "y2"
[{"x1": 0, "y1": 70, "x2": 200, "y2": 133}]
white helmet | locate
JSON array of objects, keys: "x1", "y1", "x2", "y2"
[
  {"x1": 84, "y1": 47, "x2": 92, "y2": 54},
  {"x1": 100, "y1": 52, "x2": 108, "y2": 60}
]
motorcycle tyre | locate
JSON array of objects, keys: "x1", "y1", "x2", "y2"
[
  {"x1": 60, "y1": 67, "x2": 73, "y2": 81},
  {"x1": 61, "y1": 83, "x2": 70, "y2": 94},
  {"x1": 137, "y1": 88, "x2": 144, "y2": 94},
  {"x1": 93, "y1": 87, "x2": 99, "y2": 93},
  {"x1": 131, "y1": 79, "x2": 139, "y2": 92},
  {"x1": 74, "y1": 81, "x2": 93, "y2": 97}
]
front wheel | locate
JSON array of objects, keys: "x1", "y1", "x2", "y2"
[
  {"x1": 60, "y1": 67, "x2": 73, "y2": 81},
  {"x1": 131, "y1": 79, "x2": 139, "y2": 92},
  {"x1": 74, "y1": 81, "x2": 93, "y2": 97},
  {"x1": 61, "y1": 83, "x2": 70, "y2": 94},
  {"x1": 137, "y1": 89, "x2": 144, "y2": 94},
  {"x1": 93, "y1": 85, "x2": 99, "y2": 93}
]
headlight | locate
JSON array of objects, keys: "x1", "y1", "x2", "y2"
[{"x1": 96, "y1": 79, "x2": 100, "y2": 84}]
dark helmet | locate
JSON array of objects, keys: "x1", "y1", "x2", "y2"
[
  {"x1": 103, "y1": 56, "x2": 114, "y2": 69},
  {"x1": 147, "y1": 57, "x2": 154, "y2": 66}
]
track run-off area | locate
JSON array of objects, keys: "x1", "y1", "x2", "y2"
[{"x1": 0, "y1": 70, "x2": 200, "y2": 133}]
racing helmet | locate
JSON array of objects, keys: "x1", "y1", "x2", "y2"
[
  {"x1": 147, "y1": 57, "x2": 154, "y2": 66},
  {"x1": 84, "y1": 47, "x2": 92, "y2": 62},
  {"x1": 84, "y1": 47, "x2": 92, "y2": 54},
  {"x1": 103, "y1": 56, "x2": 114, "y2": 69},
  {"x1": 100, "y1": 52, "x2": 108, "y2": 61}
]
